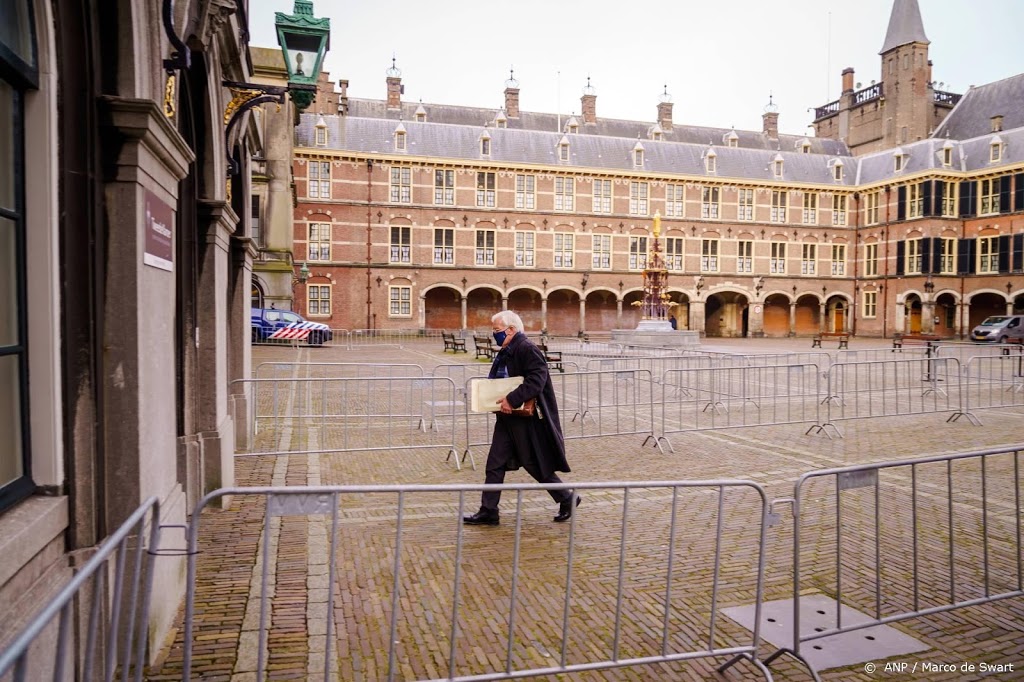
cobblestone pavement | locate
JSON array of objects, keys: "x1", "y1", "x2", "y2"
[{"x1": 148, "y1": 337, "x2": 1024, "y2": 681}]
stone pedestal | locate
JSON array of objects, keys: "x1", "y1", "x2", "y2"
[{"x1": 611, "y1": 326, "x2": 701, "y2": 348}]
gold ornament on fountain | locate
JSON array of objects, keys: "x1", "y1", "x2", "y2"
[{"x1": 652, "y1": 211, "x2": 661, "y2": 237}]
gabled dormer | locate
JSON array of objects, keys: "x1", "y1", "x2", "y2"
[
  {"x1": 724, "y1": 129, "x2": 739, "y2": 148},
  {"x1": 831, "y1": 158, "x2": 844, "y2": 182},
  {"x1": 989, "y1": 135, "x2": 1003, "y2": 163},
  {"x1": 314, "y1": 115, "x2": 328, "y2": 146},
  {"x1": 479, "y1": 128, "x2": 491, "y2": 156},
  {"x1": 565, "y1": 116, "x2": 580, "y2": 134},
  {"x1": 393, "y1": 121, "x2": 407, "y2": 152},
  {"x1": 558, "y1": 135, "x2": 570, "y2": 162},
  {"x1": 632, "y1": 140, "x2": 645, "y2": 167},
  {"x1": 798, "y1": 138, "x2": 811, "y2": 154},
  {"x1": 941, "y1": 139, "x2": 954, "y2": 167},
  {"x1": 893, "y1": 147, "x2": 906, "y2": 172},
  {"x1": 773, "y1": 153, "x2": 784, "y2": 179},
  {"x1": 650, "y1": 123, "x2": 664, "y2": 141},
  {"x1": 414, "y1": 102, "x2": 427, "y2": 123},
  {"x1": 494, "y1": 109, "x2": 508, "y2": 129},
  {"x1": 704, "y1": 148, "x2": 717, "y2": 173}
]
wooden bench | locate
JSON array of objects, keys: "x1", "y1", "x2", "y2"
[
  {"x1": 473, "y1": 335, "x2": 497, "y2": 360},
  {"x1": 442, "y1": 331, "x2": 467, "y2": 353},
  {"x1": 811, "y1": 332, "x2": 850, "y2": 349},
  {"x1": 892, "y1": 334, "x2": 940, "y2": 351},
  {"x1": 538, "y1": 342, "x2": 564, "y2": 373}
]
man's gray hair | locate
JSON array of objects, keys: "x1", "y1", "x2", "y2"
[{"x1": 492, "y1": 310, "x2": 524, "y2": 331}]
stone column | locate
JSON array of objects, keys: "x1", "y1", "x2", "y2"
[
  {"x1": 748, "y1": 302, "x2": 765, "y2": 337},
  {"x1": 788, "y1": 302, "x2": 797, "y2": 336},
  {"x1": 541, "y1": 297, "x2": 548, "y2": 332},
  {"x1": 418, "y1": 294, "x2": 426, "y2": 329},
  {"x1": 1007, "y1": 299, "x2": 1015, "y2": 315},
  {"x1": 461, "y1": 296, "x2": 468, "y2": 330},
  {"x1": 959, "y1": 300, "x2": 969, "y2": 339},
  {"x1": 895, "y1": 302, "x2": 907, "y2": 334},
  {"x1": 819, "y1": 302, "x2": 827, "y2": 332},
  {"x1": 616, "y1": 299, "x2": 623, "y2": 328},
  {"x1": 502, "y1": 297, "x2": 508, "y2": 311},
  {"x1": 579, "y1": 299, "x2": 586, "y2": 333},
  {"x1": 230, "y1": 235, "x2": 256, "y2": 452},
  {"x1": 690, "y1": 299, "x2": 706, "y2": 336},
  {"x1": 922, "y1": 300, "x2": 936, "y2": 334}
]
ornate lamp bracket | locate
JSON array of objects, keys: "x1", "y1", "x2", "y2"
[
  {"x1": 223, "y1": 80, "x2": 288, "y2": 176},
  {"x1": 162, "y1": 0, "x2": 191, "y2": 73}
]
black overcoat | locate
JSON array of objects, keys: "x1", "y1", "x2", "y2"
[{"x1": 488, "y1": 332, "x2": 569, "y2": 478}]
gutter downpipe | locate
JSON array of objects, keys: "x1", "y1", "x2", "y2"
[
  {"x1": 883, "y1": 185, "x2": 891, "y2": 339},
  {"x1": 366, "y1": 158, "x2": 373, "y2": 330}
]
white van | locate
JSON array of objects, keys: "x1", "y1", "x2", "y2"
[{"x1": 971, "y1": 315, "x2": 1024, "y2": 343}]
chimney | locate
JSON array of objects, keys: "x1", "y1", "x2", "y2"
[
  {"x1": 657, "y1": 85, "x2": 673, "y2": 131},
  {"x1": 991, "y1": 115, "x2": 1003, "y2": 132},
  {"x1": 762, "y1": 94, "x2": 779, "y2": 138},
  {"x1": 842, "y1": 67, "x2": 855, "y2": 93},
  {"x1": 581, "y1": 77, "x2": 597, "y2": 124},
  {"x1": 504, "y1": 69, "x2": 520, "y2": 119},
  {"x1": 338, "y1": 79, "x2": 349, "y2": 114},
  {"x1": 386, "y1": 58, "x2": 402, "y2": 110}
]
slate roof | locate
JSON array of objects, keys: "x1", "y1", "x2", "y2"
[
  {"x1": 932, "y1": 74, "x2": 1024, "y2": 141},
  {"x1": 880, "y1": 0, "x2": 929, "y2": 54}
]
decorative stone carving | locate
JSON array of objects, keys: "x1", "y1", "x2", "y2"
[{"x1": 197, "y1": 0, "x2": 237, "y2": 47}]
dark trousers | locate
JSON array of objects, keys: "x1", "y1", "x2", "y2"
[{"x1": 481, "y1": 422, "x2": 570, "y2": 510}]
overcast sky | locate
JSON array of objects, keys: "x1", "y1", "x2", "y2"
[{"x1": 248, "y1": 0, "x2": 1024, "y2": 136}]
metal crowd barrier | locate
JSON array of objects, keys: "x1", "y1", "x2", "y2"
[
  {"x1": 235, "y1": 376, "x2": 460, "y2": 466},
  {"x1": 656, "y1": 364, "x2": 823, "y2": 452},
  {"x1": 809, "y1": 357, "x2": 970, "y2": 438},
  {"x1": 585, "y1": 354, "x2": 715, "y2": 381},
  {"x1": 836, "y1": 346, "x2": 929, "y2": 363},
  {"x1": 760, "y1": 446, "x2": 1024, "y2": 681},
  {"x1": 182, "y1": 481, "x2": 773, "y2": 682},
  {"x1": 0, "y1": 498, "x2": 161, "y2": 682},
  {"x1": 934, "y1": 341, "x2": 1024, "y2": 367},
  {"x1": 254, "y1": 361, "x2": 425, "y2": 380},
  {"x1": 960, "y1": 354, "x2": 1024, "y2": 418}
]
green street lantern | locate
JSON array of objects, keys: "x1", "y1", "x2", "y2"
[{"x1": 275, "y1": 0, "x2": 330, "y2": 113}]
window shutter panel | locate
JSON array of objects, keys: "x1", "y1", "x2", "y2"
[
  {"x1": 932, "y1": 237, "x2": 943, "y2": 275},
  {"x1": 936, "y1": 180, "x2": 946, "y2": 211},
  {"x1": 1015, "y1": 174, "x2": 1024, "y2": 211},
  {"x1": 896, "y1": 240, "x2": 905, "y2": 275},
  {"x1": 999, "y1": 235, "x2": 1011, "y2": 273},
  {"x1": 922, "y1": 181, "x2": 934, "y2": 217},
  {"x1": 921, "y1": 238, "x2": 933, "y2": 274},
  {"x1": 1013, "y1": 233, "x2": 1024, "y2": 272},
  {"x1": 957, "y1": 238, "x2": 974, "y2": 274},
  {"x1": 897, "y1": 186, "x2": 907, "y2": 221},
  {"x1": 959, "y1": 181, "x2": 975, "y2": 218},
  {"x1": 999, "y1": 176, "x2": 1012, "y2": 214}
]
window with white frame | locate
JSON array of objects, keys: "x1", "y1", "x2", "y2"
[
  {"x1": 771, "y1": 190, "x2": 787, "y2": 223},
  {"x1": 629, "y1": 236, "x2": 648, "y2": 270},
  {"x1": 629, "y1": 182, "x2": 649, "y2": 215},
  {"x1": 592, "y1": 234, "x2": 612, "y2": 269},
  {"x1": 665, "y1": 237, "x2": 684, "y2": 270},
  {"x1": 476, "y1": 172, "x2": 496, "y2": 207},
  {"x1": 979, "y1": 178, "x2": 1000, "y2": 215},
  {"x1": 555, "y1": 176, "x2": 575, "y2": 211},
  {"x1": 701, "y1": 186, "x2": 720, "y2": 219},
  {"x1": 593, "y1": 179, "x2": 612, "y2": 214},
  {"x1": 308, "y1": 161, "x2": 330, "y2": 199},
  {"x1": 434, "y1": 169, "x2": 455, "y2": 205},
  {"x1": 390, "y1": 166, "x2": 411, "y2": 203},
  {"x1": 832, "y1": 195, "x2": 847, "y2": 226},
  {"x1": 941, "y1": 183, "x2": 958, "y2": 217},
  {"x1": 831, "y1": 244, "x2": 846, "y2": 275},
  {"x1": 553, "y1": 233, "x2": 574, "y2": 268},
  {"x1": 894, "y1": 154, "x2": 904, "y2": 172},
  {"x1": 977, "y1": 236, "x2": 999, "y2": 273},
  {"x1": 863, "y1": 290, "x2": 877, "y2": 318},
  {"x1": 559, "y1": 141, "x2": 569, "y2": 161},
  {"x1": 908, "y1": 183, "x2": 924, "y2": 218},
  {"x1": 666, "y1": 184, "x2": 684, "y2": 217},
  {"x1": 833, "y1": 163, "x2": 843, "y2": 181},
  {"x1": 990, "y1": 142, "x2": 1001, "y2": 162},
  {"x1": 906, "y1": 238, "x2": 922, "y2": 274},
  {"x1": 865, "y1": 191, "x2": 880, "y2": 225},
  {"x1": 433, "y1": 228, "x2": 454, "y2": 264},
  {"x1": 390, "y1": 225, "x2": 411, "y2": 263},
  {"x1": 395, "y1": 131, "x2": 406, "y2": 151},
  {"x1": 737, "y1": 240, "x2": 753, "y2": 273},
  {"x1": 307, "y1": 284, "x2": 331, "y2": 316},
  {"x1": 308, "y1": 223, "x2": 331, "y2": 261},
  {"x1": 315, "y1": 126, "x2": 327, "y2": 146},
  {"x1": 939, "y1": 238, "x2": 956, "y2": 274},
  {"x1": 389, "y1": 286, "x2": 412, "y2": 317},
  {"x1": 942, "y1": 147, "x2": 952, "y2": 166},
  {"x1": 774, "y1": 159, "x2": 784, "y2": 178},
  {"x1": 701, "y1": 239, "x2": 719, "y2": 272},
  {"x1": 705, "y1": 152, "x2": 716, "y2": 173},
  {"x1": 802, "y1": 193, "x2": 818, "y2": 224},
  {"x1": 480, "y1": 136, "x2": 491, "y2": 156},
  {"x1": 801, "y1": 243, "x2": 816, "y2": 274},
  {"x1": 738, "y1": 188, "x2": 754, "y2": 221},
  {"x1": 771, "y1": 242, "x2": 787, "y2": 273},
  {"x1": 864, "y1": 242, "x2": 879, "y2": 276},
  {"x1": 634, "y1": 147, "x2": 644, "y2": 166},
  {"x1": 475, "y1": 230, "x2": 496, "y2": 266},
  {"x1": 515, "y1": 174, "x2": 535, "y2": 209},
  {"x1": 514, "y1": 231, "x2": 535, "y2": 267}
]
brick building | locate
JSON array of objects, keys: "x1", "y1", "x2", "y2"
[{"x1": 263, "y1": 0, "x2": 1024, "y2": 338}]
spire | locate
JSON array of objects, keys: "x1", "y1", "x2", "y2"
[{"x1": 880, "y1": 0, "x2": 929, "y2": 54}]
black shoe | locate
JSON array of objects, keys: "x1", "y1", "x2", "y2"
[
  {"x1": 554, "y1": 494, "x2": 581, "y2": 523},
  {"x1": 463, "y1": 507, "x2": 500, "y2": 525}
]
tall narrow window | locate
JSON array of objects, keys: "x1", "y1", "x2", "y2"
[
  {"x1": 977, "y1": 236, "x2": 999, "y2": 273},
  {"x1": 559, "y1": 141, "x2": 569, "y2": 161},
  {"x1": 434, "y1": 169, "x2": 455, "y2": 205},
  {"x1": 737, "y1": 188, "x2": 754, "y2": 221},
  {"x1": 480, "y1": 136, "x2": 491, "y2": 156},
  {"x1": 307, "y1": 284, "x2": 331, "y2": 316},
  {"x1": 939, "y1": 238, "x2": 956, "y2": 274},
  {"x1": 629, "y1": 181, "x2": 649, "y2": 215},
  {"x1": 665, "y1": 237, "x2": 684, "y2": 270},
  {"x1": 554, "y1": 177, "x2": 575, "y2": 211},
  {"x1": 308, "y1": 223, "x2": 331, "y2": 261},
  {"x1": 395, "y1": 131, "x2": 406, "y2": 151},
  {"x1": 475, "y1": 230, "x2": 496, "y2": 266},
  {"x1": 894, "y1": 154, "x2": 904, "y2": 172},
  {"x1": 389, "y1": 286, "x2": 412, "y2": 317},
  {"x1": 942, "y1": 146, "x2": 952, "y2": 166},
  {"x1": 515, "y1": 174, "x2": 535, "y2": 209},
  {"x1": 771, "y1": 190, "x2": 787, "y2": 223},
  {"x1": 476, "y1": 172, "x2": 496, "y2": 207},
  {"x1": 666, "y1": 184, "x2": 684, "y2": 217},
  {"x1": 863, "y1": 291, "x2": 877, "y2": 318},
  {"x1": 701, "y1": 186, "x2": 720, "y2": 219},
  {"x1": 831, "y1": 244, "x2": 846, "y2": 275},
  {"x1": 251, "y1": 195, "x2": 263, "y2": 246},
  {"x1": 514, "y1": 231, "x2": 535, "y2": 266},
  {"x1": 833, "y1": 162, "x2": 843, "y2": 181},
  {"x1": 908, "y1": 183, "x2": 924, "y2": 218},
  {"x1": 832, "y1": 195, "x2": 847, "y2": 226},
  {"x1": 906, "y1": 238, "x2": 922, "y2": 274},
  {"x1": 990, "y1": 142, "x2": 1001, "y2": 162},
  {"x1": 553, "y1": 233, "x2": 574, "y2": 268},
  {"x1": 737, "y1": 240, "x2": 753, "y2": 273},
  {"x1": 308, "y1": 161, "x2": 331, "y2": 199},
  {"x1": 979, "y1": 178, "x2": 1000, "y2": 215},
  {"x1": 433, "y1": 228, "x2": 454, "y2": 264},
  {"x1": 802, "y1": 193, "x2": 818, "y2": 224},
  {"x1": 705, "y1": 151, "x2": 716, "y2": 173},
  {"x1": 593, "y1": 179, "x2": 612, "y2": 214},
  {"x1": 701, "y1": 239, "x2": 719, "y2": 272},
  {"x1": 771, "y1": 242, "x2": 787, "y2": 274},
  {"x1": 315, "y1": 126, "x2": 327, "y2": 146},
  {"x1": 941, "y1": 183, "x2": 958, "y2": 217},
  {"x1": 629, "y1": 236, "x2": 648, "y2": 270},
  {"x1": 390, "y1": 225, "x2": 411, "y2": 263},
  {"x1": 592, "y1": 234, "x2": 612, "y2": 269},
  {"x1": 390, "y1": 166, "x2": 411, "y2": 203},
  {"x1": 634, "y1": 147, "x2": 644, "y2": 166},
  {"x1": 774, "y1": 159, "x2": 784, "y2": 178},
  {"x1": 864, "y1": 243, "x2": 879, "y2": 276},
  {"x1": 801, "y1": 244, "x2": 816, "y2": 274},
  {"x1": 865, "y1": 191, "x2": 880, "y2": 225}
]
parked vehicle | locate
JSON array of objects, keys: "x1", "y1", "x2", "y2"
[
  {"x1": 970, "y1": 315, "x2": 1024, "y2": 343},
  {"x1": 250, "y1": 308, "x2": 333, "y2": 346}
]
